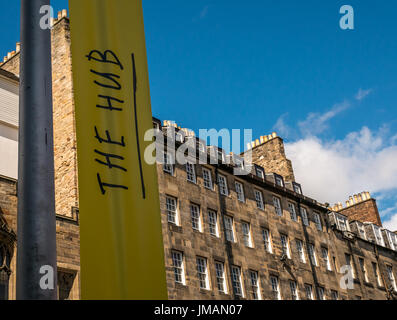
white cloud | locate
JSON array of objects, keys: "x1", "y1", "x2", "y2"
[
  {"x1": 297, "y1": 101, "x2": 350, "y2": 136},
  {"x1": 273, "y1": 113, "x2": 291, "y2": 138},
  {"x1": 384, "y1": 214, "x2": 397, "y2": 231},
  {"x1": 274, "y1": 88, "x2": 397, "y2": 227},
  {"x1": 285, "y1": 126, "x2": 397, "y2": 207},
  {"x1": 355, "y1": 88, "x2": 373, "y2": 101}
]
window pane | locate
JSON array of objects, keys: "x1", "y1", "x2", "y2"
[
  {"x1": 203, "y1": 169, "x2": 213, "y2": 189},
  {"x1": 191, "y1": 204, "x2": 201, "y2": 231},
  {"x1": 166, "y1": 197, "x2": 177, "y2": 224}
]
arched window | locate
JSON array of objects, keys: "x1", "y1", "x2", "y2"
[{"x1": 0, "y1": 247, "x2": 9, "y2": 301}]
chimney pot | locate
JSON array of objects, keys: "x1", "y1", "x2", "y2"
[
  {"x1": 7, "y1": 52, "x2": 12, "y2": 59},
  {"x1": 366, "y1": 192, "x2": 371, "y2": 199},
  {"x1": 247, "y1": 143, "x2": 252, "y2": 150},
  {"x1": 58, "y1": 11, "x2": 62, "y2": 19},
  {"x1": 16, "y1": 42, "x2": 20, "y2": 53},
  {"x1": 346, "y1": 201, "x2": 350, "y2": 207},
  {"x1": 353, "y1": 194, "x2": 359, "y2": 203},
  {"x1": 62, "y1": 9, "x2": 67, "y2": 18},
  {"x1": 260, "y1": 136, "x2": 265, "y2": 144},
  {"x1": 272, "y1": 132, "x2": 277, "y2": 138}
]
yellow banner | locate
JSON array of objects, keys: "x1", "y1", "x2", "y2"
[{"x1": 69, "y1": 0, "x2": 167, "y2": 299}]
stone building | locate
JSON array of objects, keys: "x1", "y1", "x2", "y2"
[{"x1": 0, "y1": 11, "x2": 396, "y2": 300}]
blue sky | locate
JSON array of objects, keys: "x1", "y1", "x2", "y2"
[{"x1": 1, "y1": 1, "x2": 397, "y2": 229}]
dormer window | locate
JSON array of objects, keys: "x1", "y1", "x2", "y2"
[
  {"x1": 292, "y1": 182, "x2": 302, "y2": 194},
  {"x1": 254, "y1": 165, "x2": 265, "y2": 179},
  {"x1": 198, "y1": 142, "x2": 205, "y2": 153},
  {"x1": 335, "y1": 213, "x2": 349, "y2": 232},
  {"x1": 175, "y1": 131, "x2": 184, "y2": 143},
  {"x1": 372, "y1": 225, "x2": 385, "y2": 247},
  {"x1": 217, "y1": 150, "x2": 225, "y2": 163},
  {"x1": 274, "y1": 174, "x2": 284, "y2": 187},
  {"x1": 386, "y1": 231, "x2": 397, "y2": 251},
  {"x1": 357, "y1": 223, "x2": 367, "y2": 240}
]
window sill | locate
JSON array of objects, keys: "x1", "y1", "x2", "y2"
[
  {"x1": 168, "y1": 223, "x2": 182, "y2": 233},
  {"x1": 175, "y1": 282, "x2": 187, "y2": 289},
  {"x1": 199, "y1": 288, "x2": 211, "y2": 294}
]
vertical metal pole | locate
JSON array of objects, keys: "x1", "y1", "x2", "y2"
[{"x1": 16, "y1": 0, "x2": 57, "y2": 300}]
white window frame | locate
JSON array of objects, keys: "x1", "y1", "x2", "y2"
[
  {"x1": 305, "y1": 284, "x2": 313, "y2": 300},
  {"x1": 242, "y1": 222, "x2": 253, "y2": 248},
  {"x1": 345, "y1": 254, "x2": 356, "y2": 279},
  {"x1": 386, "y1": 265, "x2": 397, "y2": 291},
  {"x1": 336, "y1": 213, "x2": 349, "y2": 231},
  {"x1": 163, "y1": 152, "x2": 174, "y2": 175},
  {"x1": 215, "y1": 262, "x2": 227, "y2": 294},
  {"x1": 388, "y1": 231, "x2": 397, "y2": 251},
  {"x1": 172, "y1": 251, "x2": 185, "y2": 284},
  {"x1": 270, "y1": 276, "x2": 281, "y2": 300},
  {"x1": 289, "y1": 281, "x2": 299, "y2": 300},
  {"x1": 273, "y1": 196, "x2": 282, "y2": 216},
  {"x1": 280, "y1": 234, "x2": 291, "y2": 259},
  {"x1": 255, "y1": 166, "x2": 265, "y2": 179},
  {"x1": 190, "y1": 204, "x2": 202, "y2": 231},
  {"x1": 255, "y1": 190, "x2": 264, "y2": 210},
  {"x1": 331, "y1": 290, "x2": 339, "y2": 300},
  {"x1": 262, "y1": 229, "x2": 272, "y2": 254},
  {"x1": 317, "y1": 286, "x2": 326, "y2": 300},
  {"x1": 218, "y1": 174, "x2": 228, "y2": 196},
  {"x1": 186, "y1": 162, "x2": 196, "y2": 183},
  {"x1": 293, "y1": 182, "x2": 302, "y2": 194},
  {"x1": 313, "y1": 212, "x2": 322, "y2": 231},
  {"x1": 357, "y1": 223, "x2": 367, "y2": 240},
  {"x1": 166, "y1": 196, "x2": 178, "y2": 225},
  {"x1": 224, "y1": 215, "x2": 235, "y2": 242},
  {"x1": 235, "y1": 181, "x2": 245, "y2": 202},
  {"x1": 198, "y1": 142, "x2": 206, "y2": 153},
  {"x1": 308, "y1": 243, "x2": 318, "y2": 266},
  {"x1": 231, "y1": 266, "x2": 244, "y2": 297},
  {"x1": 301, "y1": 207, "x2": 309, "y2": 226},
  {"x1": 372, "y1": 262, "x2": 382, "y2": 287},
  {"x1": 296, "y1": 240, "x2": 306, "y2": 263},
  {"x1": 208, "y1": 210, "x2": 219, "y2": 237},
  {"x1": 249, "y1": 270, "x2": 261, "y2": 300},
  {"x1": 202, "y1": 168, "x2": 213, "y2": 190},
  {"x1": 372, "y1": 225, "x2": 385, "y2": 247},
  {"x1": 359, "y1": 257, "x2": 369, "y2": 283},
  {"x1": 288, "y1": 202, "x2": 297, "y2": 221},
  {"x1": 274, "y1": 174, "x2": 284, "y2": 187},
  {"x1": 196, "y1": 257, "x2": 210, "y2": 290},
  {"x1": 321, "y1": 247, "x2": 331, "y2": 271}
]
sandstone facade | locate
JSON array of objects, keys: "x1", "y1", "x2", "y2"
[{"x1": 0, "y1": 14, "x2": 396, "y2": 301}]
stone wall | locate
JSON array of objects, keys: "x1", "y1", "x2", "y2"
[
  {"x1": 157, "y1": 156, "x2": 397, "y2": 300},
  {"x1": 1, "y1": 17, "x2": 80, "y2": 300},
  {"x1": 1, "y1": 17, "x2": 79, "y2": 219},
  {"x1": 339, "y1": 199, "x2": 382, "y2": 227},
  {"x1": 248, "y1": 136, "x2": 295, "y2": 182}
]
